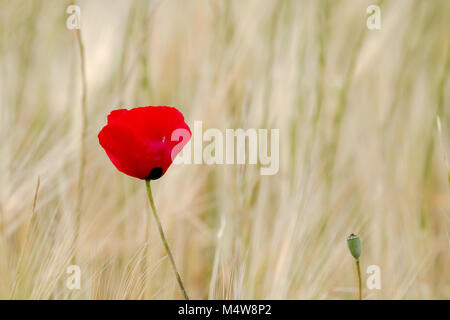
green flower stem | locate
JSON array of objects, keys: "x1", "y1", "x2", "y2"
[
  {"x1": 356, "y1": 260, "x2": 362, "y2": 300},
  {"x1": 145, "y1": 179, "x2": 189, "y2": 300}
]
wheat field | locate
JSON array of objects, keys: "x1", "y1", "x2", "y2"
[{"x1": 0, "y1": 0, "x2": 449, "y2": 300}]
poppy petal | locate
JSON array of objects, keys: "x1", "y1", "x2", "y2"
[{"x1": 98, "y1": 106, "x2": 191, "y2": 180}]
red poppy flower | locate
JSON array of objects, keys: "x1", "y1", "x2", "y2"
[{"x1": 98, "y1": 106, "x2": 191, "y2": 180}]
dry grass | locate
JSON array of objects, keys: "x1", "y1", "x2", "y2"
[{"x1": 0, "y1": 0, "x2": 449, "y2": 299}]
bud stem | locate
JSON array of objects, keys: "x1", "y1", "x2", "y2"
[{"x1": 356, "y1": 260, "x2": 362, "y2": 300}]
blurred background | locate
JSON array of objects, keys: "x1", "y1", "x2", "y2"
[{"x1": 0, "y1": 0, "x2": 449, "y2": 299}]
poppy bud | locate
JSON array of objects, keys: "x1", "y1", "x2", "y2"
[{"x1": 347, "y1": 233, "x2": 362, "y2": 261}]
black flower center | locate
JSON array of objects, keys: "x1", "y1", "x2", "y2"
[{"x1": 147, "y1": 167, "x2": 163, "y2": 180}]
